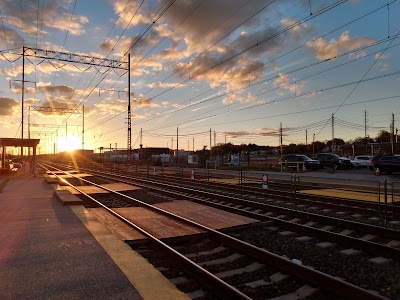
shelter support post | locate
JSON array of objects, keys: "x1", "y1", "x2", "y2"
[
  {"x1": 33, "y1": 146, "x2": 37, "y2": 176},
  {"x1": 1, "y1": 146, "x2": 5, "y2": 168}
]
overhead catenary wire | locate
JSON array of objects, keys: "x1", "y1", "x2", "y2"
[
  {"x1": 141, "y1": 70, "x2": 400, "y2": 134},
  {"x1": 8, "y1": 0, "x2": 399, "y2": 150},
  {"x1": 60, "y1": 0, "x2": 176, "y2": 133},
  {"x1": 314, "y1": 28, "x2": 400, "y2": 138},
  {"x1": 143, "y1": 38, "x2": 400, "y2": 130},
  {"x1": 124, "y1": 2, "x2": 398, "y2": 131},
  {"x1": 140, "y1": 0, "x2": 279, "y2": 95},
  {"x1": 92, "y1": 95, "x2": 400, "y2": 145},
  {"x1": 140, "y1": 0, "x2": 349, "y2": 102},
  {"x1": 65, "y1": 0, "x2": 372, "y2": 141},
  {"x1": 84, "y1": 19, "x2": 400, "y2": 135},
  {"x1": 56, "y1": 0, "x2": 144, "y2": 130}
]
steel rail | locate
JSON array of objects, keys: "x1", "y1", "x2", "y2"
[
  {"x1": 67, "y1": 164, "x2": 400, "y2": 259},
  {"x1": 46, "y1": 161, "x2": 400, "y2": 260},
  {"x1": 41, "y1": 162, "x2": 389, "y2": 300},
  {"x1": 41, "y1": 163, "x2": 251, "y2": 300},
  {"x1": 71, "y1": 163, "x2": 400, "y2": 241},
  {"x1": 122, "y1": 169, "x2": 400, "y2": 217},
  {"x1": 87, "y1": 163, "x2": 400, "y2": 215}
]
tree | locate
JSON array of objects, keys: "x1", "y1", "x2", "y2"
[
  {"x1": 326, "y1": 138, "x2": 345, "y2": 146},
  {"x1": 346, "y1": 136, "x2": 374, "y2": 144},
  {"x1": 376, "y1": 130, "x2": 391, "y2": 143},
  {"x1": 195, "y1": 146, "x2": 209, "y2": 168}
]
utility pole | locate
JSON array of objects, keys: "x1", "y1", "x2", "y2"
[
  {"x1": 364, "y1": 110, "x2": 367, "y2": 140},
  {"x1": 66, "y1": 122, "x2": 67, "y2": 149},
  {"x1": 82, "y1": 105, "x2": 84, "y2": 150},
  {"x1": 331, "y1": 113, "x2": 334, "y2": 153},
  {"x1": 127, "y1": 53, "x2": 131, "y2": 161},
  {"x1": 176, "y1": 127, "x2": 179, "y2": 166},
  {"x1": 280, "y1": 122, "x2": 283, "y2": 156},
  {"x1": 391, "y1": 113, "x2": 394, "y2": 154},
  {"x1": 214, "y1": 130, "x2": 216, "y2": 147},
  {"x1": 21, "y1": 46, "x2": 25, "y2": 156},
  {"x1": 193, "y1": 137, "x2": 194, "y2": 152},
  {"x1": 209, "y1": 128, "x2": 212, "y2": 150},
  {"x1": 305, "y1": 129, "x2": 308, "y2": 155},
  {"x1": 140, "y1": 128, "x2": 143, "y2": 148},
  {"x1": 28, "y1": 106, "x2": 30, "y2": 139}
]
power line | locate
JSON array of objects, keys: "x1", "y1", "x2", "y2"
[
  {"x1": 315, "y1": 29, "x2": 400, "y2": 138},
  {"x1": 141, "y1": 0, "x2": 349, "y2": 102},
  {"x1": 128, "y1": 3, "x2": 397, "y2": 129}
]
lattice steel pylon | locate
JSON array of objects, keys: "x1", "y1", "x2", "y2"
[{"x1": 21, "y1": 46, "x2": 131, "y2": 159}]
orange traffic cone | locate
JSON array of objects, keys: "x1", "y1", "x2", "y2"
[{"x1": 375, "y1": 167, "x2": 380, "y2": 176}]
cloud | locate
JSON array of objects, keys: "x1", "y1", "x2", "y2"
[
  {"x1": 113, "y1": 0, "x2": 151, "y2": 29},
  {"x1": 25, "y1": 97, "x2": 40, "y2": 106},
  {"x1": 10, "y1": 83, "x2": 84, "y2": 105},
  {"x1": 133, "y1": 96, "x2": 158, "y2": 108},
  {"x1": 148, "y1": 82, "x2": 183, "y2": 89},
  {"x1": 38, "y1": 84, "x2": 75, "y2": 95},
  {"x1": 306, "y1": 31, "x2": 374, "y2": 61},
  {"x1": 0, "y1": 26, "x2": 24, "y2": 49},
  {"x1": 222, "y1": 84, "x2": 255, "y2": 105},
  {"x1": 280, "y1": 18, "x2": 310, "y2": 39},
  {"x1": 95, "y1": 95, "x2": 157, "y2": 114},
  {"x1": 273, "y1": 73, "x2": 305, "y2": 95},
  {"x1": 0, "y1": 0, "x2": 88, "y2": 37},
  {"x1": 0, "y1": 117, "x2": 18, "y2": 126},
  {"x1": 104, "y1": 0, "x2": 297, "y2": 92},
  {"x1": 0, "y1": 97, "x2": 19, "y2": 116},
  {"x1": 96, "y1": 100, "x2": 126, "y2": 114},
  {"x1": 163, "y1": 1, "x2": 286, "y2": 87},
  {"x1": 39, "y1": 100, "x2": 71, "y2": 109}
]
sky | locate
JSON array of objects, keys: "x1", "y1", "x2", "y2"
[{"x1": 0, "y1": 0, "x2": 399, "y2": 154}]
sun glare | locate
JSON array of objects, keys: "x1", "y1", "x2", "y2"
[{"x1": 57, "y1": 135, "x2": 82, "y2": 152}]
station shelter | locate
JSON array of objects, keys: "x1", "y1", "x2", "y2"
[{"x1": 0, "y1": 138, "x2": 40, "y2": 174}]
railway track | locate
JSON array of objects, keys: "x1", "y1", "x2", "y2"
[
  {"x1": 134, "y1": 166, "x2": 400, "y2": 219},
  {"x1": 49, "y1": 162, "x2": 400, "y2": 257},
  {"x1": 40, "y1": 162, "x2": 400, "y2": 299},
  {"x1": 69, "y1": 162, "x2": 400, "y2": 220}
]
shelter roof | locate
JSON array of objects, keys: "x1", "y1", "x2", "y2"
[{"x1": 0, "y1": 138, "x2": 40, "y2": 147}]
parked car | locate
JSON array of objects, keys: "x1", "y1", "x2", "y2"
[
  {"x1": 373, "y1": 155, "x2": 400, "y2": 174},
  {"x1": 350, "y1": 159, "x2": 362, "y2": 168},
  {"x1": 279, "y1": 154, "x2": 321, "y2": 171},
  {"x1": 12, "y1": 157, "x2": 24, "y2": 165},
  {"x1": 11, "y1": 158, "x2": 24, "y2": 169},
  {"x1": 315, "y1": 153, "x2": 352, "y2": 170},
  {"x1": 352, "y1": 155, "x2": 373, "y2": 167},
  {"x1": 369, "y1": 154, "x2": 386, "y2": 171}
]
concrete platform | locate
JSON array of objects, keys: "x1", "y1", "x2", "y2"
[
  {"x1": 0, "y1": 171, "x2": 189, "y2": 300},
  {"x1": 154, "y1": 200, "x2": 259, "y2": 229},
  {"x1": 300, "y1": 188, "x2": 380, "y2": 201},
  {"x1": 91, "y1": 200, "x2": 259, "y2": 241}
]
